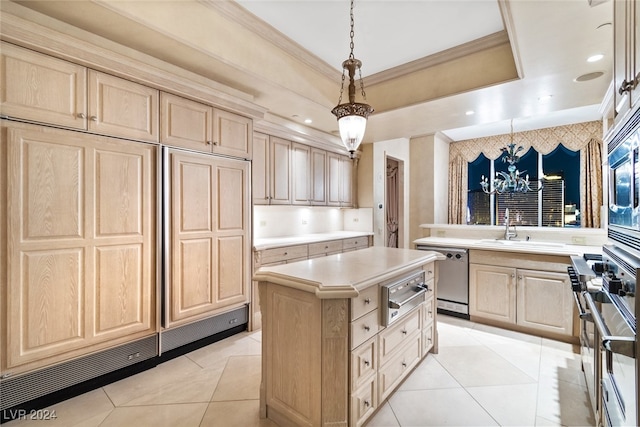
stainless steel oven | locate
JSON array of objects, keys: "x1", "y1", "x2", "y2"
[
  {"x1": 571, "y1": 245, "x2": 638, "y2": 427},
  {"x1": 381, "y1": 270, "x2": 427, "y2": 326}
]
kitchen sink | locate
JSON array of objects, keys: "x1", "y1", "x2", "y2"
[{"x1": 477, "y1": 239, "x2": 566, "y2": 248}]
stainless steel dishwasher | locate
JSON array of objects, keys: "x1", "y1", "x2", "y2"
[{"x1": 416, "y1": 245, "x2": 469, "y2": 318}]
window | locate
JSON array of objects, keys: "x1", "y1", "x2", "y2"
[{"x1": 467, "y1": 144, "x2": 580, "y2": 227}]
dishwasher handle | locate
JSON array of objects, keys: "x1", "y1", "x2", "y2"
[{"x1": 389, "y1": 285, "x2": 427, "y2": 309}]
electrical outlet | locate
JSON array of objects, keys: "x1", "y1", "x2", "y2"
[
  {"x1": 353, "y1": 217, "x2": 359, "y2": 222},
  {"x1": 259, "y1": 220, "x2": 267, "y2": 227},
  {"x1": 571, "y1": 236, "x2": 586, "y2": 245},
  {"x1": 436, "y1": 230, "x2": 445, "y2": 237}
]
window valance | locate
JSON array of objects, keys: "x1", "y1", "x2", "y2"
[{"x1": 449, "y1": 121, "x2": 603, "y2": 162}]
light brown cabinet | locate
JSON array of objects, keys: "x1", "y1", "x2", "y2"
[
  {"x1": 166, "y1": 148, "x2": 250, "y2": 328},
  {"x1": 469, "y1": 250, "x2": 574, "y2": 338},
  {"x1": 1, "y1": 42, "x2": 159, "y2": 142},
  {"x1": 2, "y1": 121, "x2": 157, "y2": 376},
  {"x1": 291, "y1": 142, "x2": 312, "y2": 204},
  {"x1": 613, "y1": 0, "x2": 640, "y2": 122},
  {"x1": 328, "y1": 152, "x2": 353, "y2": 207},
  {"x1": 160, "y1": 93, "x2": 252, "y2": 159},
  {"x1": 252, "y1": 132, "x2": 291, "y2": 205},
  {"x1": 310, "y1": 148, "x2": 328, "y2": 205}
]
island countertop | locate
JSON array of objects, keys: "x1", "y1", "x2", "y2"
[{"x1": 253, "y1": 246, "x2": 444, "y2": 299}]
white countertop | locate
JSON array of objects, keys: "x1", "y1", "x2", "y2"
[
  {"x1": 413, "y1": 236, "x2": 602, "y2": 256},
  {"x1": 254, "y1": 231, "x2": 373, "y2": 251},
  {"x1": 253, "y1": 246, "x2": 444, "y2": 299}
]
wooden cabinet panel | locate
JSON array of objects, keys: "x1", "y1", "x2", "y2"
[
  {"x1": 516, "y1": 269, "x2": 573, "y2": 335},
  {"x1": 1, "y1": 42, "x2": 87, "y2": 130},
  {"x1": 378, "y1": 308, "x2": 421, "y2": 366},
  {"x1": 160, "y1": 92, "x2": 212, "y2": 151},
  {"x1": 351, "y1": 376, "x2": 377, "y2": 427},
  {"x1": 88, "y1": 70, "x2": 158, "y2": 142},
  {"x1": 167, "y1": 149, "x2": 249, "y2": 327},
  {"x1": 252, "y1": 132, "x2": 270, "y2": 205},
  {"x1": 343, "y1": 236, "x2": 369, "y2": 252},
  {"x1": 469, "y1": 263, "x2": 516, "y2": 323},
  {"x1": 308, "y1": 239, "x2": 343, "y2": 258},
  {"x1": 350, "y1": 309, "x2": 380, "y2": 350},
  {"x1": 4, "y1": 123, "x2": 156, "y2": 374},
  {"x1": 350, "y1": 282, "x2": 379, "y2": 321},
  {"x1": 328, "y1": 152, "x2": 353, "y2": 207},
  {"x1": 269, "y1": 137, "x2": 291, "y2": 204},
  {"x1": 351, "y1": 336, "x2": 377, "y2": 390},
  {"x1": 310, "y1": 148, "x2": 327, "y2": 205},
  {"x1": 291, "y1": 142, "x2": 311, "y2": 205},
  {"x1": 212, "y1": 109, "x2": 252, "y2": 159},
  {"x1": 377, "y1": 332, "x2": 421, "y2": 402}
]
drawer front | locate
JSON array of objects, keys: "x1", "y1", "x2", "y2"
[
  {"x1": 260, "y1": 244, "x2": 308, "y2": 264},
  {"x1": 379, "y1": 308, "x2": 421, "y2": 366},
  {"x1": 423, "y1": 262, "x2": 435, "y2": 283},
  {"x1": 342, "y1": 236, "x2": 369, "y2": 251},
  {"x1": 308, "y1": 240, "x2": 343, "y2": 257},
  {"x1": 350, "y1": 309, "x2": 380, "y2": 350},
  {"x1": 423, "y1": 278, "x2": 435, "y2": 302},
  {"x1": 422, "y1": 324, "x2": 434, "y2": 355},
  {"x1": 351, "y1": 336, "x2": 377, "y2": 390},
  {"x1": 351, "y1": 285, "x2": 379, "y2": 321},
  {"x1": 378, "y1": 332, "x2": 422, "y2": 402},
  {"x1": 351, "y1": 376, "x2": 377, "y2": 427},
  {"x1": 422, "y1": 295, "x2": 435, "y2": 327}
]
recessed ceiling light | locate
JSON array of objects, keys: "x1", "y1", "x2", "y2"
[
  {"x1": 465, "y1": 110, "x2": 475, "y2": 116},
  {"x1": 575, "y1": 71, "x2": 605, "y2": 82},
  {"x1": 304, "y1": 118, "x2": 313, "y2": 124},
  {"x1": 587, "y1": 54, "x2": 604, "y2": 63}
]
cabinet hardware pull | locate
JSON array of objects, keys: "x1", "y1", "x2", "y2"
[
  {"x1": 363, "y1": 325, "x2": 370, "y2": 331},
  {"x1": 283, "y1": 252, "x2": 288, "y2": 255},
  {"x1": 89, "y1": 115, "x2": 98, "y2": 121},
  {"x1": 401, "y1": 362, "x2": 407, "y2": 368},
  {"x1": 364, "y1": 298, "x2": 370, "y2": 304},
  {"x1": 325, "y1": 246, "x2": 329, "y2": 249},
  {"x1": 363, "y1": 360, "x2": 370, "y2": 366},
  {"x1": 364, "y1": 400, "x2": 370, "y2": 407},
  {"x1": 518, "y1": 275, "x2": 523, "y2": 280},
  {"x1": 511, "y1": 274, "x2": 516, "y2": 278},
  {"x1": 213, "y1": 141, "x2": 219, "y2": 145},
  {"x1": 401, "y1": 330, "x2": 407, "y2": 335},
  {"x1": 77, "y1": 113, "x2": 86, "y2": 119},
  {"x1": 207, "y1": 141, "x2": 213, "y2": 145}
]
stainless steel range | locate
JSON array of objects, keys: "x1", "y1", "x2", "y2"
[{"x1": 569, "y1": 245, "x2": 638, "y2": 427}]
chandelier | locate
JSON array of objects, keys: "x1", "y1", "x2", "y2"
[
  {"x1": 480, "y1": 120, "x2": 544, "y2": 194},
  {"x1": 331, "y1": 0, "x2": 374, "y2": 159}
]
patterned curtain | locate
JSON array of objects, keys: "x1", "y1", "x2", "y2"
[
  {"x1": 582, "y1": 137, "x2": 603, "y2": 228},
  {"x1": 448, "y1": 154, "x2": 467, "y2": 224},
  {"x1": 386, "y1": 163, "x2": 399, "y2": 247},
  {"x1": 448, "y1": 121, "x2": 604, "y2": 227}
]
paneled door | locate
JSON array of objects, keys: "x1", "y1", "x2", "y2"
[
  {"x1": 3, "y1": 122, "x2": 156, "y2": 375},
  {"x1": 166, "y1": 148, "x2": 250, "y2": 328}
]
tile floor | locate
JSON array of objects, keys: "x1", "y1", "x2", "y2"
[{"x1": 5, "y1": 315, "x2": 595, "y2": 427}]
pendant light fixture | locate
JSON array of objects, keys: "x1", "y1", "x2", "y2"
[
  {"x1": 331, "y1": 0, "x2": 374, "y2": 159},
  {"x1": 480, "y1": 119, "x2": 544, "y2": 194}
]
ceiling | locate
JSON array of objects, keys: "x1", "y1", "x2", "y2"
[{"x1": 5, "y1": 0, "x2": 614, "y2": 144}]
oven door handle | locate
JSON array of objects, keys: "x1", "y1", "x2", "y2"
[
  {"x1": 572, "y1": 291, "x2": 593, "y2": 322},
  {"x1": 388, "y1": 286, "x2": 427, "y2": 309},
  {"x1": 584, "y1": 292, "x2": 636, "y2": 359}
]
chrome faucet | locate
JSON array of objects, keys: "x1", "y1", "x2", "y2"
[{"x1": 504, "y1": 208, "x2": 517, "y2": 240}]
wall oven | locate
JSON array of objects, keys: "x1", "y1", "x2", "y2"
[{"x1": 569, "y1": 245, "x2": 638, "y2": 427}]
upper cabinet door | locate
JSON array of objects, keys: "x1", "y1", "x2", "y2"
[
  {"x1": 310, "y1": 148, "x2": 327, "y2": 205},
  {"x1": 252, "y1": 132, "x2": 270, "y2": 205},
  {"x1": 0, "y1": 42, "x2": 87, "y2": 129},
  {"x1": 269, "y1": 136, "x2": 292, "y2": 205},
  {"x1": 291, "y1": 142, "x2": 311, "y2": 205},
  {"x1": 212, "y1": 109, "x2": 253, "y2": 159},
  {"x1": 88, "y1": 70, "x2": 159, "y2": 142},
  {"x1": 160, "y1": 92, "x2": 213, "y2": 151}
]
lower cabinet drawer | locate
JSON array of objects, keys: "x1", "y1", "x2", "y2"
[
  {"x1": 351, "y1": 375, "x2": 377, "y2": 427},
  {"x1": 351, "y1": 309, "x2": 380, "y2": 350},
  {"x1": 343, "y1": 236, "x2": 368, "y2": 251},
  {"x1": 423, "y1": 296, "x2": 435, "y2": 327},
  {"x1": 378, "y1": 331, "x2": 422, "y2": 402},
  {"x1": 378, "y1": 308, "x2": 420, "y2": 366},
  {"x1": 422, "y1": 324, "x2": 434, "y2": 355},
  {"x1": 260, "y1": 244, "x2": 308, "y2": 264},
  {"x1": 351, "y1": 336, "x2": 377, "y2": 390},
  {"x1": 308, "y1": 240, "x2": 343, "y2": 257}
]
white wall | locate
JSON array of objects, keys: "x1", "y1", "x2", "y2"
[
  {"x1": 433, "y1": 132, "x2": 451, "y2": 223},
  {"x1": 373, "y1": 138, "x2": 411, "y2": 248}
]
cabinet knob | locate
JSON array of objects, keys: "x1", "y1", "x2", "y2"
[
  {"x1": 363, "y1": 325, "x2": 370, "y2": 332},
  {"x1": 401, "y1": 362, "x2": 407, "y2": 368},
  {"x1": 363, "y1": 359, "x2": 370, "y2": 367},
  {"x1": 401, "y1": 330, "x2": 407, "y2": 335},
  {"x1": 518, "y1": 275, "x2": 523, "y2": 280},
  {"x1": 511, "y1": 274, "x2": 516, "y2": 278},
  {"x1": 77, "y1": 113, "x2": 86, "y2": 119},
  {"x1": 364, "y1": 298, "x2": 370, "y2": 304},
  {"x1": 89, "y1": 115, "x2": 98, "y2": 121},
  {"x1": 207, "y1": 141, "x2": 213, "y2": 145},
  {"x1": 364, "y1": 400, "x2": 370, "y2": 407},
  {"x1": 283, "y1": 252, "x2": 288, "y2": 256},
  {"x1": 213, "y1": 141, "x2": 219, "y2": 146},
  {"x1": 325, "y1": 246, "x2": 329, "y2": 249}
]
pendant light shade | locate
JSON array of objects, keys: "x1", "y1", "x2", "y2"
[{"x1": 331, "y1": 0, "x2": 373, "y2": 159}]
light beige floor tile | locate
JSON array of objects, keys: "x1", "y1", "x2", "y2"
[
  {"x1": 535, "y1": 415, "x2": 563, "y2": 426},
  {"x1": 99, "y1": 403, "x2": 208, "y2": 427},
  {"x1": 364, "y1": 402, "x2": 400, "y2": 427},
  {"x1": 466, "y1": 383, "x2": 538, "y2": 426},
  {"x1": 536, "y1": 375, "x2": 595, "y2": 426},
  {"x1": 398, "y1": 355, "x2": 461, "y2": 391},
  {"x1": 481, "y1": 339, "x2": 542, "y2": 380},
  {"x1": 187, "y1": 333, "x2": 262, "y2": 369},
  {"x1": 434, "y1": 345, "x2": 537, "y2": 388},
  {"x1": 436, "y1": 322, "x2": 483, "y2": 348},
  {"x1": 103, "y1": 356, "x2": 225, "y2": 406},
  {"x1": 539, "y1": 345, "x2": 585, "y2": 388},
  {"x1": 200, "y1": 400, "x2": 277, "y2": 427},
  {"x1": 4, "y1": 389, "x2": 114, "y2": 427},
  {"x1": 388, "y1": 388, "x2": 499, "y2": 426},
  {"x1": 437, "y1": 315, "x2": 477, "y2": 329},
  {"x1": 470, "y1": 322, "x2": 543, "y2": 345},
  {"x1": 211, "y1": 355, "x2": 261, "y2": 401}
]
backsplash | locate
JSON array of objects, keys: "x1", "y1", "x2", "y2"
[{"x1": 254, "y1": 206, "x2": 373, "y2": 239}]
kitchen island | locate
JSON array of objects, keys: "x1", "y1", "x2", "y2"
[{"x1": 254, "y1": 246, "x2": 444, "y2": 427}]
